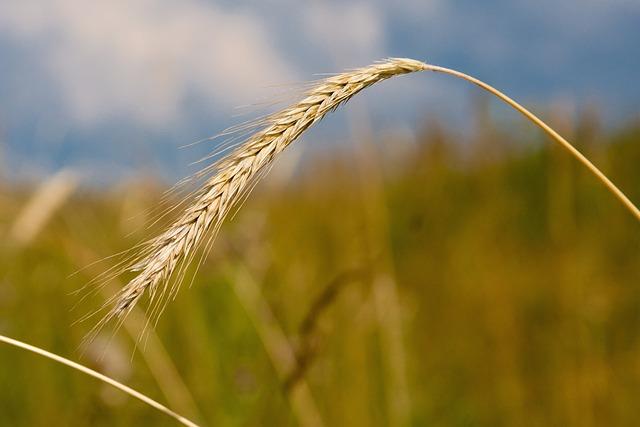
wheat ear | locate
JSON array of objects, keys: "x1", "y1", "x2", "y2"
[
  {"x1": 94, "y1": 57, "x2": 640, "y2": 338},
  {"x1": 87, "y1": 58, "x2": 428, "y2": 338}
]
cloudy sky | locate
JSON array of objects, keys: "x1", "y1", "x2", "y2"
[{"x1": 0, "y1": 0, "x2": 638, "y2": 183}]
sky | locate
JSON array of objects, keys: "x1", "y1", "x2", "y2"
[{"x1": 0, "y1": 0, "x2": 639, "y2": 183}]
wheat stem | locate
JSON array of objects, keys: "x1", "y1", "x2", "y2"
[
  {"x1": 424, "y1": 64, "x2": 640, "y2": 222},
  {"x1": 0, "y1": 334, "x2": 199, "y2": 427}
]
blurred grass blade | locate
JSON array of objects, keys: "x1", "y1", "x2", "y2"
[
  {"x1": 226, "y1": 263, "x2": 325, "y2": 427},
  {"x1": 9, "y1": 170, "x2": 78, "y2": 247}
]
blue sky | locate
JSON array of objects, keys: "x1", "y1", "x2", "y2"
[{"x1": 0, "y1": 0, "x2": 639, "y2": 183}]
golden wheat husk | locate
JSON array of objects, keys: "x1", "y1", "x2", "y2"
[
  {"x1": 92, "y1": 57, "x2": 640, "y2": 339},
  {"x1": 87, "y1": 58, "x2": 427, "y2": 338}
]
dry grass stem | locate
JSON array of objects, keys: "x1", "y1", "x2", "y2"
[
  {"x1": 0, "y1": 334, "x2": 199, "y2": 427},
  {"x1": 423, "y1": 64, "x2": 640, "y2": 221}
]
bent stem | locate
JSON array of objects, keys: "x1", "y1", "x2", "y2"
[
  {"x1": 424, "y1": 64, "x2": 640, "y2": 222},
  {"x1": 226, "y1": 263, "x2": 325, "y2": 427},
  {"x1": 0, "y1": 334, "x2": 200, "y2": 427}
]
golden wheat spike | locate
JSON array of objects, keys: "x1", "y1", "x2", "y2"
[{"x1": 92, "y1": 57, "x2": 639, "y2": 340}]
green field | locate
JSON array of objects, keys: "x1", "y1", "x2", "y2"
[{"x1": 2, "y1": 113, "x2": 640, "y2": 426}]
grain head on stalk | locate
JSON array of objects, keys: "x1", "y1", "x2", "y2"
[
  {"x1": 87, "y1": 56, "x2": 640, "y2": 343},
  {"x1": 85, "y1": 58, "x2": 429, "y2": 341}
]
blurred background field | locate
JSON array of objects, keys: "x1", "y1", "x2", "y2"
[
  {"x1": 2, "y1": 104, "x2": 640, "y2": 426},
  {"x1": 2, "y1": 1, "x2": 640, "y2": 426}
]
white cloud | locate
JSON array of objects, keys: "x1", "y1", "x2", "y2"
[
  {"x1": 302, "y1": 1, "x2": 384, "y2": 63},
  {"x1": 0, "y1": 0, "x2": 298, "y2": 126},
  {"x1": 1, "y1": 0, "x2": 638, "y2": 182}
]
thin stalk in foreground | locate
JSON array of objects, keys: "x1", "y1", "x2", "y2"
[
  {"x1": 0, "y1": 334, "x2": 200, "y2": 427},
  {"x1": 424, "y1": 64, "x2": 640, "y2": 222}
]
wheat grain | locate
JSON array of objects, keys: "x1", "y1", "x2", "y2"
[
  {"x1": 88, "y1": 58, "x2": 428, "y2": 338},
  {"x1": 92, "y1": 57, "x2": 640, "y2": 339}
]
